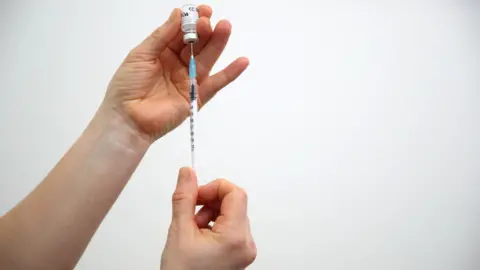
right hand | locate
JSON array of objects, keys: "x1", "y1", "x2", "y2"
[{"x1": 161, "y1": 168, "x2": 257, "y2": 270}]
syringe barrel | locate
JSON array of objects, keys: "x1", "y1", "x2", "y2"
[{"x1": 181, "y1": 4, "x2": 199, "y2": 44}]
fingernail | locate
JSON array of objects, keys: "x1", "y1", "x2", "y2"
[{"x1": 178, "y1": 167, "x2": 192, "y2": 182}]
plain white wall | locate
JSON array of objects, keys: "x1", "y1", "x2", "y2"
[{"x1": 1, "y1": 0, "x2": 479, "y2": 269}]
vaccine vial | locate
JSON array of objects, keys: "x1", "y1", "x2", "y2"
[{"x1": 181, "y1": 4, "x2": 199, "y2": 44}]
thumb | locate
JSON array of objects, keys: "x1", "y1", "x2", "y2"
[
  {"x1": 129, "y1": 8, "x2": 180, "y2": 59},
  {"x1": 171, "y1": 167, "x2": 198, "y2": 227}
]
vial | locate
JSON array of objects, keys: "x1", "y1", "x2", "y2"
[{"x1": 181, "y1": 4, "x2": 199, "y2": 44}]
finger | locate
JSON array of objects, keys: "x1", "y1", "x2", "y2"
[
  {"x1": 169, "y1": 4, "x2": 213, "y2": 54},
  {"x1": 220, "y1": 188, "x2": 248, "y2": 224},
  {"x1": 167, "y1": 31, "x2": 186, "y2": 55},
  {"x1": 198, "y1": 4, "x2": 213, "y2": 18},
  {"x1": 199, "y1": 57, "x2": 249, "y2": 107},
  {"x1": 197, "y1": 179, "x2": 247, "y2": 223},
  {"x1": 195, "y1": 19, "x2": 232, "y2": 74},
  {"x1": 195, "y1": 206, "x2": 218, "y2": 228},
  {"x1": 171, "y1": 167, "x2": 198, "y2": 227},
  {"x1": 130, "y1": 8, "x2": 181, "y2": 59},
  {"x1": 180, "y1": 17, "x2": 213, "y2": 63},
  {"x1": 197, "y1": 179, "x2": 237, "y2": 202}
]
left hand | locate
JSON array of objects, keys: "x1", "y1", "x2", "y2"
[{"x1": 100, "y1": 5, "x2": 249, "y2": 141}]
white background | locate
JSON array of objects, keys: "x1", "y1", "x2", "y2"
[{"x1": 1, "y1": 0, "x2": 479, "y2": 269}]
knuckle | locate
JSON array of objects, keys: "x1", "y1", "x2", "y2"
[
  {"x1": 171, "y1": 191, "x2": 192, "y2": 203},
  {"x1": 125, "y1": 48, "x2": 157, "y2": 64},
  {"x1": 244, "y1": 243, "x2": 257, "y2": 265},
  {"x1": 152, "y1": 26, "x2": 165, "y2": 38},
  {"x1": 233, "y1": 187, "x2": 248, "y2": 203},
  {"x1": 238, "y1": 188, "x2": 248, "y2": 200},
  {"x1": 227, "y1": 235, "x2": 247, "y2": 250},
  {"x1": 226, "y1": 235, "x2": 257, "y2": 266},
  {"x1": 216, "y1": 178, "x2": 230, "y2": 186}
]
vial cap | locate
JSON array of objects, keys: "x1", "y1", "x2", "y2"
[{"x1": 183, "y1": 32, "x2": 198, "y2": 44}]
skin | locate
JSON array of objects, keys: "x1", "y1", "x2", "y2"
[
  {"x1": 0, "y1": 5, "x2": 256, "y2": 270},
  {"x1": 162, "y1": 169, "x2": 256, "y2": 270}
]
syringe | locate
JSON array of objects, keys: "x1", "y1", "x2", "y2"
[
  {"x1": 188, "y1": 44, "x2": 197, "y2": 170},
  {"x1": 181, "y1": 4, "x2": 199, "y2": 170}
]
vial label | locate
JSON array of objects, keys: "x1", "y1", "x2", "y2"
[{"x1": 181, "y1": 4, "x2": 199, "y2": 32}]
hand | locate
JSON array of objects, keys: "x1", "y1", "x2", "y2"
[
  {"x1": 161, "y1": 168, "x2": 257, "y2": 270},
  {"x1": 101, "y1": 5, "x2": 249, "y2": 141}
]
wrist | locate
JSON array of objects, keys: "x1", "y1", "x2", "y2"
[{"x1": 86, "y1": 104, "x2": 151, "y2": 156}]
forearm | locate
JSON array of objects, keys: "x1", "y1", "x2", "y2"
[{"x1": 0, "y1": 108, "x2": 150, "y2": 269}]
